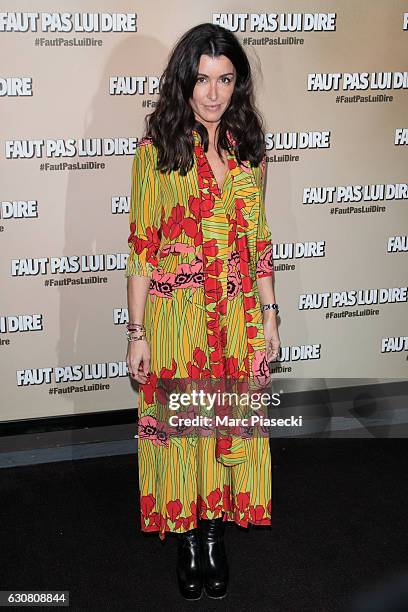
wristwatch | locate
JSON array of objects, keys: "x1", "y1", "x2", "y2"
[{"x1": 260, "y1": 303, "x2": 279, "y2": 314}]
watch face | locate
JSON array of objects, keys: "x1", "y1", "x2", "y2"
[{"x1": 262, "y1": 304, "x2": 278, "y2": 312}]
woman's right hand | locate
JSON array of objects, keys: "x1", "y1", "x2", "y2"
[{"x1": 126, "y1": 339, "x2": 151, "y2": 384}]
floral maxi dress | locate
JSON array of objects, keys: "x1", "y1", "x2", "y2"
[{"x1": 125, "y1": 130, "x2": 275, "y2": 540}]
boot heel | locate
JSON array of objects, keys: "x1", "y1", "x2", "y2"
[
  {"x1": 199, "y1": 518, "x2": 229, "y2": 599},
  {"x1": 176, "y1": 528, "x2": 203, "y2": 600}
]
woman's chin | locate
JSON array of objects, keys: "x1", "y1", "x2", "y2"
[{"x1": 200, "y1": 112, "x2": 224, "y2": 124}]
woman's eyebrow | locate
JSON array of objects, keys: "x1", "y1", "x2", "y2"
[{"x1": 197, "y1": 72, "x2": 235, "y2": 77}]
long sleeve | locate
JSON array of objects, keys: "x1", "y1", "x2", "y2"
[
  {"x1": 253, "y1": 156, "x2": 275, "y2": 279},
  {"x1": 125, "y1": 143, "x2": 162, "y2": 278}
]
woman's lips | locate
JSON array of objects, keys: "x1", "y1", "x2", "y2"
[{"x1": 204, "y1": 104, "x2": 221, "y2": 111}]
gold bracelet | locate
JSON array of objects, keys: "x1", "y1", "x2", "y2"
[
  {"x1": 127, "y1": 322, "x2": 146, "y2": 330},
  {"x1": 125, "y1": 330, "x2": 146, "y2": 342}
]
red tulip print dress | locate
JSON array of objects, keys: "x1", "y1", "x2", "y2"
[{"x1": 125, "y1": 130, "x2": 275, "y2": 540}]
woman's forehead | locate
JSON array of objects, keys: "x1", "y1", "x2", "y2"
[{"x1": 197, "y1": 54, "x2": 235, "y2": 74}]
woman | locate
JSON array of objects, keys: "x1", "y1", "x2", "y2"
[{"x1": 125, "y1": 23, "x2": 280, "y2": 601}]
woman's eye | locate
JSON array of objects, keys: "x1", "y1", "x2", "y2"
[{"x1": 196, "y1": 76, "x2": 233, "y2": 84}]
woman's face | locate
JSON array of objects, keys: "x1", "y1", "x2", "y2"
[{"x1": 190, "y1": 54, "x2": 236, "y2": 129}]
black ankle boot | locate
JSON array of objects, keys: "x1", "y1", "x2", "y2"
[
  {"x1": 199, "y1": 517, "x2": 229, "y2": 599},
  {"x1": 176, "y1": 528, "x2": 203, "y2": 600}
]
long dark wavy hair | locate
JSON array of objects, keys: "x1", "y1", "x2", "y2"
[{"x1": 144, "y1": 23, "x2": 265, "y2": 175}]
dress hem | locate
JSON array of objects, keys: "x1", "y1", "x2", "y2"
[{"x1": 140, "y1": 507, "x2": 272, "y2": 541}]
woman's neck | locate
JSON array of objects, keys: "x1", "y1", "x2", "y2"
[
  {"x1": 210, "y1": 126, "x2": 221, "y2": 150},
  {"x1": 198, "y1": 120, "x2": 220, "y2": 149}
]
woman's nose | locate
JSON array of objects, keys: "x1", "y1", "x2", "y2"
[{"x1": 207, "y1": 81, "x2": 218, "y2": 100}]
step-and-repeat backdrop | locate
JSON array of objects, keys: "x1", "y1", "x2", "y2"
[{"x1": 1, "y1": 1, "x2": 407, "y2": 422}]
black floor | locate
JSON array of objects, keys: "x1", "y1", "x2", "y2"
[{"x1": 1, "y1": 439, "x2": 408, "y2": 611}]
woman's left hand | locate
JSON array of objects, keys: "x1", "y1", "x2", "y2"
[{"x1": 263, "y1": 315, "x2": 281, "y2": 362}]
